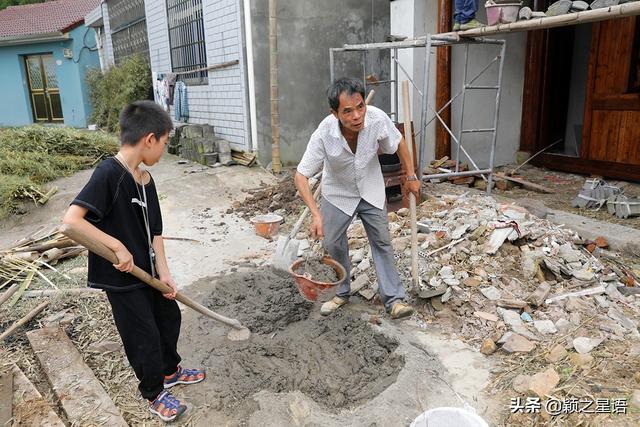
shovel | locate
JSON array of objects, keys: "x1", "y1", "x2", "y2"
[
  {"x1": 60, "y1": 224, "x2": 251, "y2": 341},
  {"x1": 273, "y1": 89, "x2": 377, "y2": 271},
  {"x1": 272, "y1": 182, "x2": 322, "y2": 271}
]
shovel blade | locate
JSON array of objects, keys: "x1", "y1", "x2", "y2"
[{"x1": 273, "y1": 236, "x2": 300, "y2": 271}]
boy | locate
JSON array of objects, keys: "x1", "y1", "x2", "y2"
[{"x1": 63, "y1": 101, "x2": 205, "y2": 422}]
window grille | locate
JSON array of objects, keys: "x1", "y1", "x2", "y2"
[
  {"x1": 167, "y1": 0, "x2": 208, "y2": 85},
  {"x1": 108, "y1": 0, "x2": 149, "y2": 63}
]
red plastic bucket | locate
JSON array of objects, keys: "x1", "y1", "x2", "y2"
[
  {"x1": 250, "y1": 214, "x2": 283, "y2": 239},
  {"x1": 289, "y1": 256, "x2": 346, "y2": 302}
]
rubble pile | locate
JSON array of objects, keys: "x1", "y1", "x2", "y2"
[
  {"x1": 343, "y1": 193, "x2": 640, "y2": 359},
  {"x1": 231, "y1": 174, "x2": 301, "y2": 221}
]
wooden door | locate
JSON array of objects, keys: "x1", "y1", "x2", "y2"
[
  {"x1": 24, "y1": 54, "x2": 64, "y2": 123},
  {"x1": 582, "y1": 17, "x2": 640, "y2": 165}
]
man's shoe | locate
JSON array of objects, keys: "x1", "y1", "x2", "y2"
[
  {"x1": 453, "y1": 22, "x2": 461, "y2": 31},
  {"x1": 320, "y1": 296, "x2": 348, "y2": 316},
  {"x1": 149, "y1": 390, "x2": 187, "y2": 422},
  {"x1": 460, "y1": 19, "x2": 485, "y2": 31},
  {"x1": 390, "y1": 301, "x2": 414, "y2": 320}
]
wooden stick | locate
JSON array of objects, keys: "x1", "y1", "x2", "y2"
[
  {"x1": 423, "y1": 237, "x2": 466, "y2": 258},
  {"x1": 60, "y1": 224, "x2": 247, "y2": 331},
  {"x1": 12, "y1": 239, "x2": 75, "y2": 254},
  {"x1": 0, "y1": 300, "x2": 49, "y2": 341},
  {"x1": 402, "y1": 81, "x2": 420, "y2": 293},
  {"x1": 0, "y1": 283, "x2": 20, "y2": 307},
  {"x1": 494, "y1": 172, "x2": 555, "y2": 194}
]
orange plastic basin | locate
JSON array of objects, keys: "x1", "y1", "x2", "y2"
[{"x1": 250, "y1": 214, "x2": 283, "y2": 239}]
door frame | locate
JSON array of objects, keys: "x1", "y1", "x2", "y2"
[
  {"x1": 520, "y1": 22, "x2": 640, "y2": 182},
  {"x1": 24, "y1": 53, "x2": 64, "y2": 123}
]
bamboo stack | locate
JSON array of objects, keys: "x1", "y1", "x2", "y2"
[{"x1": 0, "y1": 227, "x2": 85, "y2": 291}]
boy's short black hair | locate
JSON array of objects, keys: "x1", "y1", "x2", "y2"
[
  {"x1": 327, "y1": 78, "x2": 365, "y2": 112},
  {"x1": 119, "y1": 100, "x2": 173, "y2": 146}
]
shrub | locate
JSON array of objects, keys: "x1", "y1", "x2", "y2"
[{"x1": 87, "y1": 54, "x2": 152, "y2": 133}]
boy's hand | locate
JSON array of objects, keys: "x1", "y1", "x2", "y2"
[
  {"x1": 113, "y1": 245, "x2": 134, "y2": 273},
  {"x1": 160, "y1": 276, "x2": 177, "y2": 300}
]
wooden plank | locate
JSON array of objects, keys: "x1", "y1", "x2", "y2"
[
  {"x1": 0, "y1": 371, "x2": 12, "y2": 427},
  {"x1": 11, "y1": 364, "x2": 64, "y2": 427},
  {"x1": 494, "y1": 173, "x2": 555, "y2": 194},
  {"x1": 27, "y1": 327, "x2": 127, "y2": 427},
  {"x1": 519, "y1": 29, "x2": 548, "y2": 154}
]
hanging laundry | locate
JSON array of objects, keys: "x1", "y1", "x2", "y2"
[
  {"x1": 174, "y1": 80, "x2": 189, "y2": 122},
  {"x1": 166, "y1": 73, "x2": 177, "y2": 105}
]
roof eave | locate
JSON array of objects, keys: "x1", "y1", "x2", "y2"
[{"x1": 0, "y1": 31, "x2": 68, "y2": 47}]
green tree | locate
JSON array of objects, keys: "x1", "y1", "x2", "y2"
[{"x1": 0, "y1": 0, "x2": 47, "y2": 12}]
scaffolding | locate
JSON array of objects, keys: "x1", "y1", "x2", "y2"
[{"x1": 330, "y1": 34, "x2": 506, "y2": 194}]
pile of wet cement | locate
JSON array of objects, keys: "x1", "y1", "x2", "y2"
[
  {"x1": 293, "y1": 257, "x2": 339, "y2": 283},
  {"x1": 194, "y1": 267, "x2": 404, "y2": 410}
]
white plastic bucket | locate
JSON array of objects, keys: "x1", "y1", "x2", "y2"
[{"x1": 410, "y1": 407, "x2": 489, "y2": 427}]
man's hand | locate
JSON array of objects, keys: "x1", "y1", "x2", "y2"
[
  {"x1": 405, "y1": 178, "x2": 421, "y2": 200},
  {"x1": 160, "y1": 275, "x2": 178, "y2": 300},
  {"x1": 310, "y1": 214, "x2": 324, "y2": 240},
  {"x1": 113, "y1": 244, "x2": 134, "y2": 273}
]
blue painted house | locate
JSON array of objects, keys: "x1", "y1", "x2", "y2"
[{"x1": 0, "y1": 0, "x2": 100, "y2": 128}]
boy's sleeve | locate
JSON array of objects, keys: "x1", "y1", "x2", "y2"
[
  {"x1": 148, "y1": 178, "x2": 163, "y2": 236},
  {"x1": 71, "y1": 163, "x2": 114, "y2": 223},
  {"x1": 377, "y1": 111, "x2": 403, "y2": 154}
]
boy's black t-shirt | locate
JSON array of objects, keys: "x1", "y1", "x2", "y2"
[{"x1": 72, "y1": 157, "x2": 163, "y2": 292}]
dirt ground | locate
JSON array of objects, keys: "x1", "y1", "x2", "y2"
[{"x1": 494, "y1": 164, "x2": 640, "y2": 230}]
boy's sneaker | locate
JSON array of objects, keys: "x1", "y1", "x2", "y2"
[
  {"x1": 460, "y1": 19, "x2": 485, "y2": 31},
  {"x1": 320, "y1": 296, "x2": 348, "y2": 316},
  {"x1": 453, "y1": 22, "x2": 461, "y2": 31},
  {"x1": 149, "y1": 390, "x2": 187, "y2": 422},
  {"x1": 164, "y1": 366, "x2": 206, "y2": 388}
]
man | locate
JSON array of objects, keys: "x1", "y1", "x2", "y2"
[
  {"x1": 294, "y1": 78, "x2": 419, "y2": 319},
  {"x1": 453, "y1": 0, "x2": 484, "y2": 31}
]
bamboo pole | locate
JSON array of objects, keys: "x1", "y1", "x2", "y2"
[
  {"x1": 0, "y1": 300, "x2": 49, "y2": 341},
  {"x1": 0, "y1": 283, "x2": 20, "y2": 307},
  {"x1": 401, "y1": 81, "x2": 420, "y2": 293},
  {"x1": 447, "y1": 2, "x2": 640, "y2": 38},
  {"x1": 269, "y1": 0, "x2": 282, "y2": 173}
]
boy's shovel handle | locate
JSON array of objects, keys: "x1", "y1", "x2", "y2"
[{"x1": 60, "y1": 224, "x2": 246, "y2": 331}]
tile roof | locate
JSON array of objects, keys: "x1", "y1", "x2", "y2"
[{"x1": 0, "y1": 0, "x2": 100, "y2": 39}]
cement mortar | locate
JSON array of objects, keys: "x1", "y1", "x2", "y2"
[
  {"x1": 293, "y1": 257, "x2": 339, "y2": 283},
  {"x1": 189, "y1": 268, "x2": 403, "y2": 411}
]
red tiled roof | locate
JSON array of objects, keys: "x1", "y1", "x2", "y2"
[{"x1": 0, "y1": 0, "x2": 100, "y2": 39}]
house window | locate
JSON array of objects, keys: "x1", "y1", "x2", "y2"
[
  {"x1": 167, "y1": 0, "x2": 208, "y2": 85},
  {"x1": 109, "y1": 0, "x2": 149, "y2": 63}
]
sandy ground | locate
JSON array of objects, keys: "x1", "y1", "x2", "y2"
[{"x1": 0, "y1": 154, "x2": 503, "y2": 426}]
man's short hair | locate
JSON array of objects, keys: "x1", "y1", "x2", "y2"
[
  {"x1": 327, "y1": 78, "x2": 365, "y2": 112},
  {"x1": 119, "y1": 100, "x2": 174, "y2": 146}
]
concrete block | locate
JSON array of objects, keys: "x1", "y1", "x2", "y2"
[{"x1": 182, "y1": 125, "x2": 204, "y2": 139}]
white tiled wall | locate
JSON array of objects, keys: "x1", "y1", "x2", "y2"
[{"x1": 144, "y1": 0, "x2": 249, "y2": 149}]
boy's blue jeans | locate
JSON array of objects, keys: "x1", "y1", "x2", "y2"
[{"x1": 454, "y1": 0, "x2": 479, "y2": 24}]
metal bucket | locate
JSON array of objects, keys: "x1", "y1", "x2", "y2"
[{"x1": 289, "y1": 256, "x2": 346, "y2": 302}]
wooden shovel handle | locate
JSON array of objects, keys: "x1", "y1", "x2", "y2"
[{"x1": 60, "y1": 224, "x2": 246, "y2": 331}]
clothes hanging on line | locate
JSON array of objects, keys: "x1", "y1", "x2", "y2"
[{"x1": 174, "y1": 80, "x2": 189, "y2": 122}]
